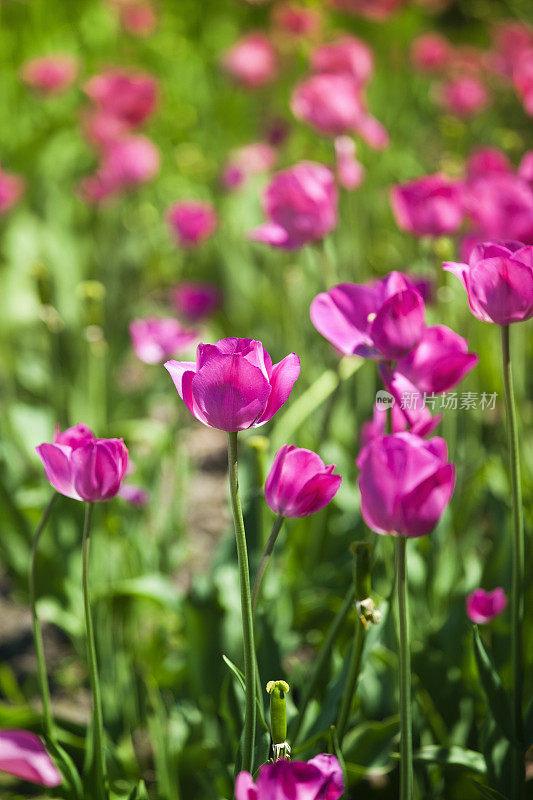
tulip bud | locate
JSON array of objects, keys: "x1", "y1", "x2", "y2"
[{"x1": 266, "y1": 680, "x2": 290, "y2": 760}]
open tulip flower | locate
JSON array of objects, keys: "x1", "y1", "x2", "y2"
[
  {"x1": 265, "y1": 445, "x2": 341, "y2": 518},
  {"x1": 357, "y1": 432, "x2": 455, "y2": 537},
  {"x1": 310, "y1": 271, "x2": 425, "y2": 360},
  {"x1": 396, "y1": 324, "x2": 479, "y2": 393},
  {"x1": 36, "y1": 424, "x2": 128, "y2": 502},
  {"x1": 0, "y1": 730, "x2": 62, "y2": 787},
  {"x1": 235, "y1": 754, "x2": 344, "y2": 800},
  {"x1": 165, "y1": 337, "x2": 300, "y2": 432},
  {"x1": 466, "y1": 588, "x2": 508, "y2": 624},
  {"x1": 130, "y1": 317, "x2": 198, "y2": 364},
  {"x1": 444, "y1": 241, "x2": 533, "y2": 325}
]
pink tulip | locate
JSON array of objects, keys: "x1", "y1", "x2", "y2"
[
  {"x1": 235, "y1": 754, "x2": 343, "y2": 800},
  {"x1": 118, "y1": 484, "x2": 150, "y2": 507},
  {"x1": 462, "y1": 172, "x2": 533, "y2": 244},
  {"x1": 492, "y1": 21, "x2": 533, "y2": 78},
  {"x1": 222, "y1": 142, "x2": 277, "y2": 190},
  {"x1": 330, "y1": 0, "x2": 404, "y2": 20},
  {"x1": 36, "y1": 424, "x2": 128, "y2": 502},
  {"x1": 513, "y1": 49, "x2": 533, "y2": 116},
  {"x1": 439, "y1": 76, "x2": 489, "y2": 118},
  {"x1": 114, "y1": 1, "x2": 157, "y2": 37},
  {"x1": 291, "y1": 73, "x2": 364, "y2": 137},
  {"x1": 249, "y1": 161, "x2": 338, "y2": 249},
  {"x1": 84, "y1": 68, "x2": 158, "y2": 126},
  {"x1": 396, "y1": 325, "x2": 478, "y2": 393},
  {"x1": 334, "y1": 136, "x2": 364, "y2": 190},
  {"x1": 81, "y1": 109, "x2": 131, "y2": 149},
  {"x1": 222, "y1": 33, "x2": 277, "y2": 88},
  {"x1": 265, "y1": 445, "x2": 341, "y2": 518},
  {"x1": 310, "y1": 272, "x2": 425, "y2": 360},
  {"x1": 21, "y1": 55, "x2": 77, "y2": 94},
  {"x1": 0, "y1": 730, "x2": 61, "y2": 786},
  {"x1": 466, "y1": 588, "x2": 507, "y2": 624},
  {"x1": 129, "y1": 318, "x2": 197, "y2": 364},
  {"x1": 357, "y1": 432, "x2": 455, "y2": 537},
  {"x1": 166, "y1": 201, "x2": 217, "y2": 248},
  {"x1": 410, "y1": 33, "x2": 451, "y2": 73},
  {"x1": 311, "y1": 36, "x2": 374, "y2": 85},
  {"x1": 466, "y1": 147, "x2": 512, "y2": 179},
  {"x1": 165, "y1": 337, "x2": 300, "y2": 432},
  {"x1": 272, "y1": 3, "x2": 321, "y2": 37},
  {"x1": 390, "y1": 174, "x2": 463, "y2": 237},
  {"x1": 518, "y1": 150, "x2": 533, "y2": 185},
  {"x1": 444, "y1": 241, "x2": 533, "y2": 325},
  {"x1": 171, "y1": 281, "x2": 220, "y2": 322},
  {"x1": 79, "y1": 135, "x2": 160, "y2": 202},
  {"x1": 0, "y1": 166, "x2": 25, "y2": 214}
]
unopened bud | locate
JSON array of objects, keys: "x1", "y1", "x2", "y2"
[{"x1": 266, "y1": 680, "x2": 290, "y2": 754}]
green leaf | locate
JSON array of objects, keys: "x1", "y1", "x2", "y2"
[
  {"x1": 222, "y1": 655, "x2": 268, "y2": 730},
  {"x1": 94, "y1": 574, "x2": 180, "y2": 610},
  {"x1": 471, "y1": 780, "x2": 510, "y2": 800},
  {"x1": 342, "y1": 716, "x2": 399, "y2": 775},
  {"x1": 128, "y1": 779, "x2": 149, "y2": 800},
  {"x1": 412, "y1": 745, "x2": 486, "y2": 774},
  {"x1": 472, "y1": 628, "x2": 514, "y2": 742}
]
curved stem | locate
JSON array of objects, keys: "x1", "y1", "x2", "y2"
[
  {"x1": 227, "y1": 433, "x2": 256, "y2": 774},
  {"x1": 501, "y1": 325, "x2": 525, "y2": 799},
  {"x1": 397, "y1": 537, "x2": 412, "y2": 800},
  {"x1": 30, "y1": 494, "x2": 58, "y2": 739},
  {"x1": 336, "y1": 618, "x2": 366, "y2": 743},
  {"x1": 82, "y1": 502, "x2": 108, "y2": 800},
  {"x1": 251, "y1": 515, "x2": 284, "y2": 612}
]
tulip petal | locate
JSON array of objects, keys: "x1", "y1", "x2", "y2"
[
  {"x1": 35, "y1": 443, "x2": 80, "y2": 500},
  {"x1": 370, "y1": 288, "x2": 425, "y2": 359},
  {"x1": 310, "y1": 283, "x2": 377, "y2": 355},
  {"x1": 400, "y1": 463, "x2": 455, "y2": 537},
  {"x1": 248, "y1": 222, "x2": 290, "y2": 247},
  {"x1": 0, "y1": 729, "x2": 62, "y2": 787},
  {"x1": 256, "y1": 353, "x2": 300, "y2": 424},
  {"x1": 235, "y1": 771, "x2": 258, "y2": 800},
  {"x1": 164, "y1": 360, "x2": 196, "y2": 398},
  {"x1": 293, "y1": 472, "x2": 342, "y2": 517}
]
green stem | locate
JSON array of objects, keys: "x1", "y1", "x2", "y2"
[
  {"x1": 251, "y1": 515, "x2": 284, "y2": 612},
  {"x1": 501, "y1": 325, "x2": 525, "y2": 800},
  {"x1": 290, "y1": 584, "x2": 355, "y2": 744},
  {"x1": 397, "y1": 537, "x2": 412, "y2": 800},
  {"x1": 336, "y1": 619, "x2": 366, "y2": 743},
  {"x1": 82, "y1": 503, "x2": 108, "y2": 800},
  {"x1": 227, "y1": 432, "x2": 256, "y2": 774}
]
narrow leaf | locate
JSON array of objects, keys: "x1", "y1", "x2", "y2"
[
  {"x1": 413, "y1": 745, "x2": 486, "y2": 774},
  {"x1": 472, "y1": 628, "x2": 514, "y2": 742}
]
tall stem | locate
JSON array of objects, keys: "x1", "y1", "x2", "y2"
[
  {"x1": 30, "y1": 494, "x2": 58, "y2": 739},
  {"x1": 397, "y1": 537, "x2": 412, "y2": 800},
  {"x1": 82, "y1": 503, "x2": 108, "y2": 800},
  {"x1": 336, "y1": 619, "x2": 366, "y2": 743},
  {"x1": 251, "y1": 515, "x2": 284, "y2": 612},
  {"x1": 227, "y1": 432, "x2": 256, "y2": 774},
  {"x1": 501, "y1": 325, "x2": 525, "y2": 799}
]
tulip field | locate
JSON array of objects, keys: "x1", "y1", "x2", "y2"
[{"x1": 2, "y1": 0, "x2": 533, "y2": 798}]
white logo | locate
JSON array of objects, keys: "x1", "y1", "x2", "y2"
[{"x1": 375, "y1": 390, "x2": 395, "y2": 411}]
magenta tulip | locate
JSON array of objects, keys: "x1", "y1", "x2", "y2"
[
  {"x1": 331, "y1": 0, "x2": 403, "y2": 20},
  {"x1": 518, "y1": 150, "x2": 533, "y2": 185},
  {"x1": 310, "y1": 272, "x2": 425, "y2": 360},
  {"x1": 0, "y1": 166, "x2": 25, "y2": 214},
  {"x1": 466, "y1": 147, "x2": 512, "y2": 180},
  {"x1": 396, "y1": 325, "x2": 478, "y2": 393},
  {"x1": 357, "y1": 432, "x2": 455, "y2": 537},
  {"x1": 462, "y1": 172, "x2": 533, "y2": 244},
  {"x1": 410, "y1": 33, "x2": 451, "y2": 73},
  {"x1": 36, "y1": 425, "x2": 128, "y2": 502},
  {"x1": 222, "y1": 142, "x2": 277, "y2": 190},
  {"x1": 0, "y1": 730, "x2": 61, "y2": 787},
  {"x1": 171, "y1": 281, "x2": 220, "y2": 322},
  {"x1": 129, "y1": 318, "x2": 197, "y2": 364},
  {"x1": 265, "y1": 445, "x2": 341, "y2": 518},
  {"x1": 466, "y1": 588, "x2": 508, "y2": 624},
  {"x1": 165, "y1": 337, "x2": 300, "y2": 432},
  {"x1": 439, "y1": 76, "x2": 489, "y2": 118},
  {"x1": 335, "y1": 136, "x2": 364, "y2": 191},
  {"x1": 118, "y1": 484, "x2": 150, "y2": 507},
  {"x1": 21, "y1": 55, "x2": 77, "y2": 94},
  {"x1": 444, "y1": 241, "x2": 533, "y2": 325},
  {"x1": 390, "y1": 174, "x2": 463, "y2": 237},
  {"x1": 167, "y1": 201, "x2": 218, "y2": 248},
  {"x1": 248, "y1": 161, "x2": 338, "y2": 249},
  {"x1": 79, "y1": 135, "x2": 160, "y2": 203},
  {"x1": 272, "y1": 3, "x2": 321, "y2": 38},
  {"x1": 222, "y1": 33, "x2": 277, "y2": 88},
  {"x1": 311, "y1": 36, "x2": 373, "y2": 85},
  {"x1": 84, "y1": 68, "x2": 158, "y2": 127},
  {"x1": 235, "y1": 754, "x2": 343, "y2": 800}
]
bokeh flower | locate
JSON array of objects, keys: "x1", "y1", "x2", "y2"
[
  {"x1": 222, "y1": 33, "x2": 277, "y2": 88},
  {"x1": 235, "y1": 753, "x2": 343, "y2": 800},
  {"x1": 0, "y1": 730, "x2": 62, "y2": 787},
  {"x1": 165, "y1": 337, "x2": 300, "y2": 432},
  {"x1": 171, "y1": 281, "x2": 220, "y2": 322},
  {"x1": 311, "y1": 36, "x2": 373, "y2": 85},
  {"x1": 265, "y1": 445, "x2": 341, "y2": 518},
  {"x1": 390, "y1": 174, "x2": 463, "y2": 237},
  {"x1": 439, "y1": 76, "x2": 489, "y2": 118},
  {"x1": 222, "y1": 142, "x2": 277, "y2": 190},
  {"x1": 0, "y1": 165, "x2": 25, "y2": 214},
  {"x1": 166, "y1": 201, "x2": 218, "y2": 248},
  {"x1": 396, "y1": 325, "x2": 478, "y2": 393},
  {"x1": 444, "y1": 241, "x2": 533, "y2": 325},
  {"x1": 334, "y1": 136, "x2": 364, "y2": 190},
  {"x1": 466, "y1": 588, "x2": 507, "y2": 624},
  {"x1": 357, "y1": 432, "x2": 455, "y2": 537},
  {"x1": 248, "y1": 161, "x2": 338, "y2": 249},
  {"x1": 21, "y1": 55, "x2": 77, "y2": 94},
  {"x1": 411, "y1": 33, "x2": 451, "y2": 73},
  {"x1": 129, "y1": 318, "x2": 197, "y2": 364},
  {"x1": 36, "y1": 424, "x2": 128, "y2": 502},
  {"x1": 84, "y1": 68, "x2": 158, "y2": 127}
]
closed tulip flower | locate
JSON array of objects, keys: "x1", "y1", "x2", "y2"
[
  {"x1": 462, "y1": 172, "x2": 533, "y2": 244},
  {"x1": 466, "y1": 588, "x2": 507, "y2": 624},
  {"x1": 249, "y1": 161, "x2": 338, "y2": 249},
  {"x1": 439, "y1": 76, "x2": 489, "y2": 118},
  {"x1": 310, "y1": 271, "x2": 425, "y2": 360},
  {"x1": 444, "y1": 241, "x2": 533, "y2": 325},
  {"x1": 165, "y1": 337, "x2": 300, "y2": 432},
  {"x1": 167, "y1": 201, "x2": 218, "y2": 248},
  {"x1": 236, "y1": 754, "x2": 343, "y2": 800},
  {"x1": 390, "y1": 174, "x2": 463, "y2": 237},
  {"x1": 36, "y1": 425, "x2": 128, "y2": 502},
  {"x1": 21, "y1": 54, "x2": 77, "y2": 94},
  {"x1": 396, "y1": 325, "x2": 478, "y2": 393},
  {"x1": 265, "y1": 445, "x2": 341, "y2": 518},
  {"x1": 291, "y1": 72, "x2": 368, "y2": 138},
  {"x1": 222, "y1": 33, "x2": 277, "y2": 88},
  {"x1": 171, "y1": 281, "x2": 220, "y2": 322},
  {"x1": 129, "y1": 318, "x2": 197, "y2": 364},
  {"x1": 0, "y1": 730, "x2": 62, "y2": 787},
  {"x1": 84, "y1": 68, "x2": 158, "y2": 127},
  {"x1": 357, "y1": 432, "x2": 455, "y2": 537},
  {"x1": 311, "y1": 36, "x2": 374, "y2": 85}
]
